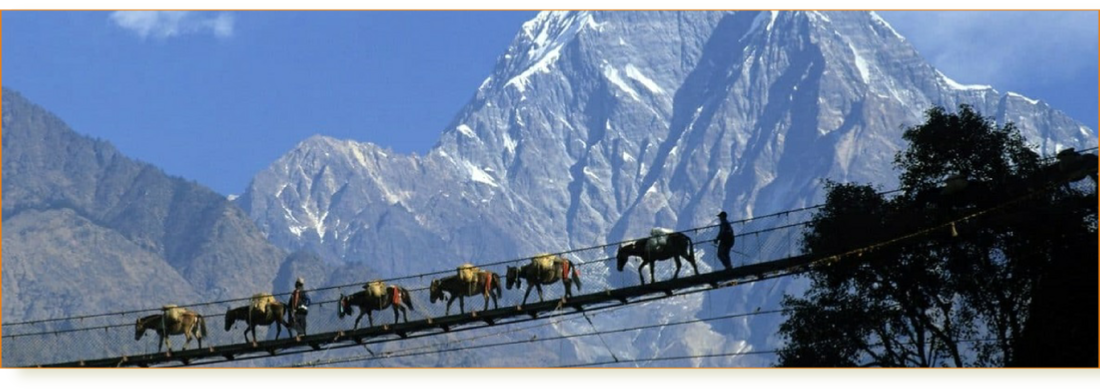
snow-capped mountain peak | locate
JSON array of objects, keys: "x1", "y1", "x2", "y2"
[{"x1": 238, "y1": 11, "x2": 1094, "y2": 366}]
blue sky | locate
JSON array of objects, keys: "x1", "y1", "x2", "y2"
[{"x1": 3, "y1": 11, "x2": 1097, "y2": 196}]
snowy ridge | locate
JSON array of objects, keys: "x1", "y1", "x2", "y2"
[
  {"x1": 507, "y1": 11, "x2": 595, "y2": 93},
  {"x1": 742, "y1": 11, "x2": 779, "y2": 41},
  {"x1": 869, "y1": 11, "x2": 904, "y2": 40},
  {"x1": 1007, "y1": 91, "x2": 1040, "y2": 105},
  {"x1": 937, "y1": 69, "x2": 993, "y2": 91}
]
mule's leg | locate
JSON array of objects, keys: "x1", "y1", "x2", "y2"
[
  {"x1": 535, "y1": 283, "x2": 545, "y2": 302},
  {"x1": 649, "y1": 259, "x2": 657, "y2": 283},
  {"x1": 192, "y1": 323, "x2": 201, "y2": 349},
  {"x1": 637, "y1": 261, "x2": 648, "y2": 285},
  {"x1": 673, "y1": 257, "x2": 682, "y2": 279},
  {"x1": 445, "y1": 296, "x2": 456, "y2": 316},
  {"x1": 367, "y1": 310, "x2": 375, "y2": 328},
  {"x1": 522, "y1": 285, "x2": 534, "y2": 306},
  {"x1": 189, "y1": 325, "x2": 198, "y2": 349},
  {"x1": 354, "y1": 311, "x2": 365, "y2": 330}
]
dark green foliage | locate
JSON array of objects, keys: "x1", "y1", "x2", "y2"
[
  {"x1": 776, "y1": 105, "x2": 1097, "y2": 367},
  {"x1": 896, "y1": 105, "x2": 1041, "y2": 194}
]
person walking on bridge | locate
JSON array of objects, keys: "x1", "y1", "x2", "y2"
[
  {"x1": 714, "y1": 211, "x2": 735, "y2": 270},
  {"x1": 288, "y1": 277, "x2": 311, "y2": 338}
]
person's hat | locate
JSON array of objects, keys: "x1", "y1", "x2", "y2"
[
  {"x1": 295, "y1": 277, "x2": 305, "y2": 287},
  {"x1": 717, "y1": 211, "x2": 727, "y2": 218}
]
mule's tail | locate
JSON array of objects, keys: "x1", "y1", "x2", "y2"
[
  {"x1": 400, "y1": 287, "x2": 415, "y2": 311},
  {"x1": 198, "y1": 315, "x2": 208, "y2": 339},
  {"x1": 571, "y1": 267, "x2": 583, "y2": 291},
  {"x1": 492, "y1": 273, "x2": 503, "y2": 298},
  {"x1": 689, "y1": 236, "x2": 696, "y2": 262}
]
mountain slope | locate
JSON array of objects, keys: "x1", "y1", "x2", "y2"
[{"x1": 2, "y1": 88, "x2": 288, "y2": 322}]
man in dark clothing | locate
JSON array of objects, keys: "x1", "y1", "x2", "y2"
[
  {"x1": 288, "y1": 277, "x2": 311, "y2": 337},
  {"x1": 714, "y1": 211, "x2": 735, "y2": 270}
]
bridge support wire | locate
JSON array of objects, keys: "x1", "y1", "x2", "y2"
[{"x1": 582, "y1": 311, "x2": 619, "y2": 364}]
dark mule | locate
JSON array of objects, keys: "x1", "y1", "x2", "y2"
[
  {"x1": 338, "y1": 284, "x2": 415, "y2": 329},
  {"x1": 505, "y1": 255, "x2": 582, "y2": 306},
  {"x1": 429, "y1": 271, "x2": 502, "y2": 316},
  {"x1": 616, "y1": 231, "x2": 698, "y2": 284},
  {"x1": 224, "y1": 301, "x2": 290, "y2": 344},
  {"x1": 134, "y1": 309, "x2": 208, "y2": 352}
]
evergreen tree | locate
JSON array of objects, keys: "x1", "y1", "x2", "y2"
[{"x1": 776, "y1": 105, "x2": 1096, "y2": 367}]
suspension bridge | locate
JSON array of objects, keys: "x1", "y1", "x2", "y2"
[
  {"x1": 3, "y1": 149, "x2": 1095, "y2": 368},
  {"x1": 0, "y1": 202, "x2": 822, "y2": 368}
]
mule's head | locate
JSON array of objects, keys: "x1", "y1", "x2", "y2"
[
  {"x1": 223, "y1": 307, "x2": 234, "y2": 331},
  {"x1": 134, "y1": 317, "x2": 147, "y2": 341},
  {"x1": 505, "y1": 266, "x2": 519, "y2": 290},
  {"x1": 429, "y1": 279, "x2": 443, "y2": 304},
  {"x1": 616, "y1": 242, "x2": 635, "y2": 271},
  {"x1": 337, "y1": 294, "x2": 351, "y2": 319}
]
